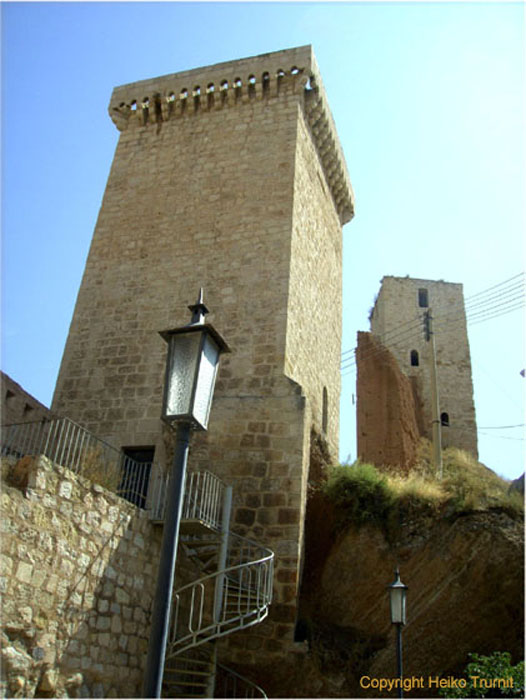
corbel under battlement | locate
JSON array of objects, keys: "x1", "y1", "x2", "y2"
[{"x1": 109, "y1": 46, "x2": 354, "y2": 224}]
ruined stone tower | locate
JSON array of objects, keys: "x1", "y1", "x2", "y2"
[
  {"x1": 52, "y1": 46, "x2": 354, "y2": 658},
  {"x1": 366, "y1": 276, "x2": 478, "y2": 458}
]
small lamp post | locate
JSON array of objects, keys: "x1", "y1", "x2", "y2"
[
  {"x1": 143, "y1": 290, "x2": 229, "y2": 698},
  {"x1": 388, "y1": 568, "x2": 408, "y2": 698}
]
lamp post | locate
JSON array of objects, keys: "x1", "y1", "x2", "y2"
[
  {"x1": 143, "y1": 290, "x2": 229, "y2": 698},
  {"x1": 388, "y1": 568, "x2": 408, "y2": 699}
]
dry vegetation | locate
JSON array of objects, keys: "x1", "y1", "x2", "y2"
[
  {"x1": 80, "y1": 446, "x2": 122, "y2": 492},
  {"x1": 322, "y1": 440, "x2": 523, "y2": 536}
]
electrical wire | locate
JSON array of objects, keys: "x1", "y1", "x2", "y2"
[
  {"x1": 341, "y1": 272, "x2": 525, "y2": 371},
  {"x1": 341, "y1": 293, "x2": 524, "y2": 376}
]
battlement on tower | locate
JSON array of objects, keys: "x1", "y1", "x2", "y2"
[{"x1": 109, "y1": 45, "x2": 354, "y2": 224}]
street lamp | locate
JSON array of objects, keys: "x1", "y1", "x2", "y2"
[
  {"x1": 388, "y1": 568, "x2": 408, "y2": 698},
  {"x1": 143, "y1": 289, "x2": 229, "y2": 698}
]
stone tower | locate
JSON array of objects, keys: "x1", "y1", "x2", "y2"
[
  {"x1": 368, "y1": 276, "x2": 478, "y2": 457},
  {"x1": 52, "y1": 46, "x2": 354, "y2": 658}
]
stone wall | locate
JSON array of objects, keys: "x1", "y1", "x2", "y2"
[
  {"x1": 1, "y1": 372, "x2": 52, "y2": 427},
  {"x1": 369, "y1": 276, "x2": 478, "y2": 457},
  {"x1": 50, "y1": 46, "x2": 354, "y2": 660},
  {"x1": 356, "y1": 332, "x2": 420, "y2": 470},
  {"x1": 1, "y1": 454, "x2": 164, "y2": 698}
]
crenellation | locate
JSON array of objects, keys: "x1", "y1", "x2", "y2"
[{"x1": 108, "y1": 48, "x2": 353, "y2": 226}]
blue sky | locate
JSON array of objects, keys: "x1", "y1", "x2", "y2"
[{"x1": 1, "y1": 2, "x2": 524, "y2": 479}]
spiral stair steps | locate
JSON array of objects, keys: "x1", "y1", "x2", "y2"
[{"x1": 154, "y1": 471, "x2": 272, "y2": 698}]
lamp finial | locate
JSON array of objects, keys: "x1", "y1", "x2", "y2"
[{"x1": 188, "y1": 288, "x2": 209, "y2": 325}]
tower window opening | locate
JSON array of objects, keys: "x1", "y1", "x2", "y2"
[
  {"x1": 167, "y1": 92, "x2": 175, "y2": 116},
  {"x1": 306, "y1": 74, "x2": 316, "y2": 91},
  {"x1": 262, "y1": 72, "x2": 270, "y2": 95},
  {"x1": 441, "y1": 412, "x2": 450, "y2": 427},
  {"x1": 410, "y1": 350, "x2": 419, "y2": 367},
  {"x1": 220, "y1": 80, "x2": 229, "y2": 104},
  {"x1": 234, "y1": 78, "x2": 242, "y2": 100},
  {"x1": 207, "y1": 84, "x2": 215, "y2": 108},
  {"x1": 248, "y1": 75, "x2": 256, "y2": 98},
  {"x1": 322, "y1": 387, "x2": 328, "y2": 434},
  {"x1": 418, "y1": 288, "x2": 429, "y2": 308},
  {"x1": 276, "y1": 69, "x2": 285, "y2": 94},
  {"x1": 142, "y1": 97, "x2": 150, "y2": 124},
  {"x1": 130, "y1": 100, "x2": 137, "y2": 111},
  {"x1": 193, "y1": 86, "x2": 201, "y2": 112},
  {"x1": 291, "y1": 66, "x2": 299, "y2": 75}
]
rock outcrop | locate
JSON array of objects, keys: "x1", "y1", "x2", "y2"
[{"x1": 252, "y1": 492, "x2": 524, "y2": 698}]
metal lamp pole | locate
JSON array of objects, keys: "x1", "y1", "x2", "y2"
[
  {"x1": 388, "y1": 568, "x2": 408, "y2": 699},
  {"x1": 142, "y1": 291, "x2": 229, "y2": 698},
  {"x1": 143, "y1": 422, "x2": 191, "y2": 697}
]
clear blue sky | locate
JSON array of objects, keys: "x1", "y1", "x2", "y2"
[{"x1": 2, "y1": 2, "x2": 524, "y2": 479}]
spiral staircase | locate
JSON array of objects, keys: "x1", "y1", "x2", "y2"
[{"x1": 149, "y1": 470, "x2": 274, "y2": 698}]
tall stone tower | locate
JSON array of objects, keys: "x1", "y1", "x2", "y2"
[
  {"x1": 368, "y1": 276, "x2": 478, "y2": 457},
  {"x1": 52, "y1": 46, "x2": 354, "y2": 658}
]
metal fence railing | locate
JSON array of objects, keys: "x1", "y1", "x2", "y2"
[
  {"x1": 149, "y1": 468, "x2": 226, "y2": 528},
  {"x1": 1, "y1": 417, "x2": 155, "y2": 509}
]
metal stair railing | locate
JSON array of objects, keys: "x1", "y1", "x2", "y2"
[
  {"x1": 1, "y1": 417, "x2": 154, "y2": 509},
  {"x1": 149, "y1": 468, "x2": 226, "y2": 531},
  {"x1": 167, "y1": 532, "x2": 274, "y2": 659},
  {"x1": 215, "y1": 663, "x2": 268, "y2": 699}
]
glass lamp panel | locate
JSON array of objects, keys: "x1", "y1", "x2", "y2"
[
  {"x1": 401, "y1": 593, "x2": 407, "y2": 625},
  {"x1": 165, "y1": 332, "x2": 201, "y2": 418},
  {"x1": 390, "y1": 588, "x2": 406, "y2": 625},
  {"x1": 193, "y1": 333, "x2": 220, "y2": 429}
]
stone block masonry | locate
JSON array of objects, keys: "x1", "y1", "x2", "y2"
[
  {"x1": 368, "y1": 276, "x2": 478, "y2": 458},
  {"x1": 1, "y1": 371, "x2": 53, "y2": 426},
  {"x1": 51, "y1": 45, "x2": 355, "y2": 661},
  {"x1": 1, "y1": 454, "x2": 197, "y2": 698}
]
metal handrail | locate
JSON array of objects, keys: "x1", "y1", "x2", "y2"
[
  {"x1": 1, "y1": 417, "x2": 155, "y2": 509},
  {"x1": 216, "y1": 663, "x2": 268, "y2": 699},
  {"x1": 167, "y1": 533, "x2": 274, "y2": 658},
  {"x1": 149, "y1": 468, "x2": 226, "y2": 531}
]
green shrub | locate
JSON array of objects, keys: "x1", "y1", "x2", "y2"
[
  {"x1": 323, "y1": 462, "x2": 396, "y2": 531},
  {"x1": 438, "y1": 652, "x2": 524, "y2": 698},
  {"x1": 322, "y1": 441, "x2": 523, "y2": 538}
]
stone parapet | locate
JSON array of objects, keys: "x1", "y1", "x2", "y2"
[{"x1": 108, "y1": 45, "x2": 354, "y2": 225}]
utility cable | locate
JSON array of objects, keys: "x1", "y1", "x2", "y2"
[{"x1": 340, "y1": 272, "x2": 524, "y2": 363}]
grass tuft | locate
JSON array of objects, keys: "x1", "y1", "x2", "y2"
[{"x1": 322, "y1": 439, "x2": 523, "y2": 536}]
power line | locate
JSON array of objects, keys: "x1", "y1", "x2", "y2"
[
  {"x1": 341, "y1": 272, "x2": 524, "y2": 364},
  {"x1": 341, "y1": 294, "x2": 524, "y2": 376},
  {"x1": 479, "y1": 424, "x2": 524, "y2": 430}
]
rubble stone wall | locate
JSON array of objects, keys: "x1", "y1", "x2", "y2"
[{"x1": 1, "y1": 455, "x2": 163, "y2": 698}]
